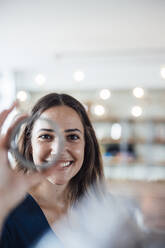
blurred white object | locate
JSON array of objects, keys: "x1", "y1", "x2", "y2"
[
  {"x1": 111, "y1": 123, "x2": 122, "y2": 140},
  {"x1": 35, "y1": 186, "x2": 139, "y2": 248},
  {"x1": 0, "y1": 72, "x2": 16, "y2": 110},
  {"x1": 131, "y1": 105, "x2": 143, "y2": 117},
  {"x1": 133, "y1": 87, "x2": 144, "y2": 98},
  {"x1": 0, "y1": 72, "x2": 16, "y2": 134},
  {"x1": 73, "y1": 70, "x2": 85, "y2": 82},
  {"x1": 99, "y1": 89, "x2": 111, "y2": 100},
  {"x1": 160, "y1": 66, "x2": 165, "y2": 80},
  {"x1": 35, "y1": 74, "x2": 46, "y2": 86},
  {"x1": 35, "y1": 182, "x2": 165, "y2": 248},
  {"x1": 16, "y1": 90, "x2": 29, "y2": 102}
]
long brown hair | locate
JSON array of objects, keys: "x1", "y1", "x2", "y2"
[{"x1": 17, "y1": 93, "x2": 104, "y2": 203}]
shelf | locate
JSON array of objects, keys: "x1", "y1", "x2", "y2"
[
  {"x1": 104, "y1": 164, "x2": 165, "y2": 181},
  {"x1": 102, "y1": 154, "x2": 165, "y2": 167},
  {"x1": 99, "y1": 138, "x2": 165, "y2": 145},
  {"x1": 94, "y1": 118, "x2": 165, "y2": 168}
]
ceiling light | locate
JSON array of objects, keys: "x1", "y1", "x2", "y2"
[
  {"x1": 73, "y1": 70, "x2": 85, "y2": 81},
  {"x1": 99, "y1": 89, "x2": 111, "y2": 100},
  {"x1": 160, "y1": 66, "x2": 165, "y2": 79},
  {"x1": 133, "y1": 87, "x2": 144, "y2": 98},
  {"x1": 131, "y1": 106, "x2": 142, "y2": 117},
  {"x1": 35, "y1": 74, "x2": 46, "y2": 85},
  {"x1": 16, "y1": 91, "x2": 28, "y2": 102},
  {"x1": 93, "y1": 105, "x2": 105, "y2": 116}
]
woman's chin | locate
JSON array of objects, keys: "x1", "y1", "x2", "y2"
[{"x1": 47, "y1": 176, "x2": 67, "y2": 185}]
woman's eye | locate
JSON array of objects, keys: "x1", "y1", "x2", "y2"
[
  {"x1": 39, "y1": 134, "x2": 53, "y2": 141},
  {"x1": 67, "y1": 134, "x2": 80, "y2": 141}
]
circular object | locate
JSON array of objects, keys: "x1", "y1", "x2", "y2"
[{"x1": 9, "y1": 117, "x2": 64, "y2": 171}]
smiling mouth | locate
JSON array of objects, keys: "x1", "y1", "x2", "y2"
[
  {"x1": 45, "y1": 160, "x2": 74, "y2": 168},
  {"x1": 60, "y1": 161, "x2": 73, "y2": 167}
]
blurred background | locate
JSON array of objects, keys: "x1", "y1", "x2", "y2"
[{"x1": 1, "y1": 0, "x2": 165, "y2": 182}]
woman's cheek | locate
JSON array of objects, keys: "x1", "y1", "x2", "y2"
[
  {"x1": 75, "y1": 143, "x2": 85, "y2": 161},
  {"x1": 32, "y1": 143, "x2": 50, "y2": 164}
]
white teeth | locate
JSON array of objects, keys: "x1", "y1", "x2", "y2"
[
  {"x1": 45, "y1": 159, "x2": 72, "y2": 167},
  {"x1": 62, "y1": 161, "x2": 71, "y2": 167}
]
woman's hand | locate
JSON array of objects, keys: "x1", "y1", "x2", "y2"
[{"x1": 0, "y1": 103, "x2": 43, "y2": 225}]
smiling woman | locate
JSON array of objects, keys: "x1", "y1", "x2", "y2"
[
  {"x1": 0, "y1": 93, "x2": 104, "y2": 248},
  {"x1": 31, "y1": 105, "x2": 85, "y2": 186}
]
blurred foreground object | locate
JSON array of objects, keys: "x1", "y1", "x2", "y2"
[{"x1": 36, "y1": 181, "x2": 165, "y2": 248}]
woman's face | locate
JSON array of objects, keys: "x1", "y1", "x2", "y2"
[{"x1": 31, "y1": 105, "x2": 85, "y2": 185}]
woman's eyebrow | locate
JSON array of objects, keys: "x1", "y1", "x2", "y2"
[
  {"x1": 38, "y1": 128, "x2": 54, "y2": 133},
  {"x1": 65, "y1": 128, "x2": 82, "y2": 133},
  {"x1": 37, "y1": 128, "x2": 82, "y2": 133}
]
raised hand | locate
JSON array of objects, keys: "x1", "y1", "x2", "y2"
[{"x1": 0, "y1": 103, "x2": 43, "y2": 228}]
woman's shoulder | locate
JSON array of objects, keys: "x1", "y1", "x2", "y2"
[
  {"x1": 4, "y1": 194, "x2": 36, "y2": 223},
  {"x1": 3, "y1": 193, "x2": 51, "y2": 230},
  {"x1": 0, "y1": 194, "x2": 50, "y2": 248}
]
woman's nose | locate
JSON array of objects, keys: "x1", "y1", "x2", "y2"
[
  {"x1": 50, "y1": 138, "x2": 61, "y2": 154},
  {"x1": 50, "y1": 139, "x2": 70, "y2": 155},
  {"x1": 61, "y1": 140, "x2": 70, "y2": 152}
]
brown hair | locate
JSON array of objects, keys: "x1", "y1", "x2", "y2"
[{"x1": 17, "y1": 93, "x2": 104, "y2": 203}]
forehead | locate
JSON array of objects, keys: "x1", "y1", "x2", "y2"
[{"x1": 33, "y1": 105, "x2": 84, "y2": 131}]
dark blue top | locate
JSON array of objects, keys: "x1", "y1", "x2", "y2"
[{"x1": 0, "y1": 194, "x2": 59, "y2": 248}]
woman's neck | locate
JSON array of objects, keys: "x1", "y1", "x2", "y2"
[{"x1": 29, "y1": 179, "x2": 69, "y2": 209}]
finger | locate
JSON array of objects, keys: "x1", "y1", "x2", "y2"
[
  {"x1": 0, "y1": 101, "x2": 18, "y2": 129},
  {"x1": 1, "y1": 114, "x2": 28, "y2": 149}
]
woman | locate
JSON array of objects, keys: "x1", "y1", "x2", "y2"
[{"x1": 0, "y1": 93, "x2": 104, "y2": 247}]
